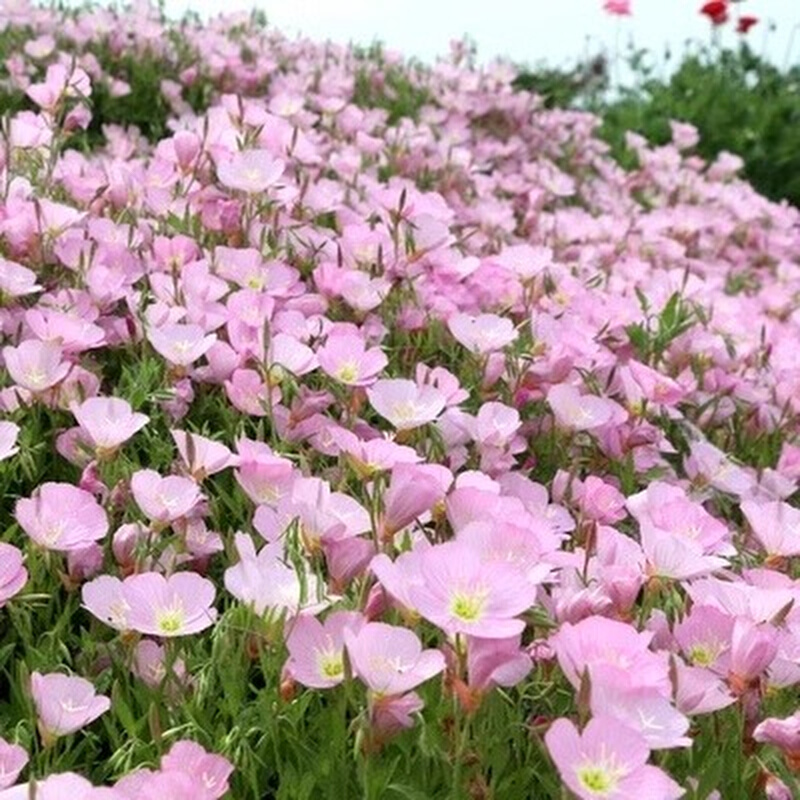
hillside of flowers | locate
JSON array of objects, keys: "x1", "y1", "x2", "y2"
[{"x1": 1, "y1": 1, "x2": 800, "y2": 797}]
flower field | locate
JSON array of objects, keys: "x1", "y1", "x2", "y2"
[{"x1": 1, "y1": 2, "x2": 800, "y2": 797}]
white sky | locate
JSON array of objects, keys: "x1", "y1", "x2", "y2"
[{"x1": 165, "y1": 0, "x2": 799, "y2": 74}]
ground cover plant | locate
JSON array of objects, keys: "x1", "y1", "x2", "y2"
[{"x1": 1, "y1": 0, "x2": 800, "y2": 797}]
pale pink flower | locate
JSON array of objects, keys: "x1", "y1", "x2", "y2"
[
  {"x1": 640, "y1": 523, "x2": 728, "y2": 581},
  {"x1": 234, "y1": 450, "x2": 296, "y2": 506},
  {"x1": 217, "y1": 149, "x2": 285, "y2": 194},
  {"x1": 344, "y1": 622, "x2": 445, "y2": 695},
  {"x1": 82, "y1": 575, "x2": 130, "y2": 631},
  {"x1": 16, "y1": 483, "x2": 108, "y2": 552},
  {"x1": 317, "y1": 334, "x2": 387, "y2": 386},
  {"x1": 0, "y1": 544, "x2": 26, "y2": 609},
  {"x1": 70, "y1": 396, "x2": 148, "y2": 455},
  {"x1": 30, "y1": 672, "x2": 110, "y2": 743},
  {"x1": 545, "y1": 716, "x2": 684, "y2": 800},
  {"x1": 547, "y1": 383, "x2": 626, "y2": 431},
  {"x1": 370, "y1": 547, "x2": 429, "y2": 613},
  {"x1": 741, "y1": 500, "x2": 800, "y2": 558},
  {"x1": 115, "y1": 771, "x2": 193, "y2": 799},
  {"x1": 132, "y1": 640, "x2": 187, "y2": 689},
  {"x1": 0, "y1": 423, "x2": 20, "y2": 461},
  {"x1": 409, "y1": 540, "x2": 538, "y2": 638},
  {"x1": 110, "y1": 571, "x2": 217, "y2": 637},
  {"x1": 588, "y1": 667, "x2": 692, "y2": 749},
  {"x1": 382, "y1": 463, "x2": 452, "y2": 538},
  {"x1": 448, "y1": 312, "x2": 518, "y2": 354},
  {"x1": 0, "y1": 258, "x2": 41, "y2": 297},
  {"x1": 0, "y1": 773, "x2": 122, "y2": 799},
  {"x1": 753, "y1": 711, "x2": 800, "y2": 764},
  {"x1": 26, "y1": 63, "x2": 91, "y2": 112},
  {"x1": 148, "y1": 323, "x2": 216, "y2": 368},
  {"x1": 224, "y1": 533, "x2": 327, "y2": 618},
  {"x1": 369, "y1": 692, "x2": 425, "y2": 739},
  {"x1": 685, "y1": 440, "x2": 755, "y2": 497},
  {"x1": 729, "y1": 618, "x2": 779, "y2": 693},
  {"x1": 3, "y1": 340, "x2": 70, "y2": 393},
  {"x1": 0, "y1": 737, "x2": 27, "y2": 789},
  {"x1": 627, "y1": 482, "x2": 733, "y2": 556},
  {"x1": 130, "y1": 469, "x2": 203, "y2": 524},
  {"x1": 551, "y1": 616, "x2": 671, "y2": 695},
  {"x1": 673, "y1": 662, "x2": 735, "y2": 716},
  {"x1": 331, "y1": 427, "x2": 421, "y2": 474},
  {"x1": 171, "y1": 430, "x2": 238, "y2": 481},
  {"x1": 224, "y1": 369, "x2": 275, "y2": 417},
  {"x1": 339, "y1": 271, "x2": 390, "y2": 313},
  {"x1": 160, "y1": 740, "x2": 234, "y2": 800},
  {"x1": 674, "y1": 605, "x2": 733, "y2": 672},
  {"x1": 285, "y1": 611, "x2": 365, "y2": 689},
  {"x1": 466, "y1": 634, "x2": 532, "y2": 692},
  {"x1": 367, "y1": 378, "x2": 447, "y2": 430}
]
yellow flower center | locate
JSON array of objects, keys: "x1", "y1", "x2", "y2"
[
  {"x1": 449, "y1": 591, "x2": 487, "y2": 623},
  {"x1": 156, "y1": 607, "x2": 184, "y2": 635},
  {"x1": 688, "y1": 642, "x2": 721, "y2": 668},
  {"x1": 576, "y1": 765, "x2": 619, "y2": 796},
  {"x1": 335, "y1": 361, "x2": 360, "y2": 383},
  {"x1": 318, "y1": 652, "x2": 345, "y2": 679}
]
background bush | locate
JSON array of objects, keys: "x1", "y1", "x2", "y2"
[{"x1": 515, "y1": 42, "x2": 800, "y2": 208}]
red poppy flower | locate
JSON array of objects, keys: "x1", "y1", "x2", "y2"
[
  {"x1": 700, "y1": 0, "x2": 729, "y2": 25},
  {"x1": 737, "y1": 15, "x2": 759, "y2": 33}
]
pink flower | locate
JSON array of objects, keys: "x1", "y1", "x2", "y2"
[
  {"x1": 741, "y1": 500, "x2": 800, "y2": 558},
  {"x1": 640, "y1": 523, "x2": 728, "y2": 581},
  {"x1": 26, "y1": 63, "x2": 91, "y2": 112},
  {"x1": 344, "y1": 622, "x2": 445, "y2": 695},
  {"x1": 217, "y1": 149, "x2": 285, "y2": 194},
  {"x1": 551, "y1": 616, "x2": 671, "y2": 695},
  {"x1": 132, "y1": 640, "x2": 187, "y2": 689},
  {"x1": 674, "y1": 605, "x2": 733, "y2": 672},
  {"x1": 753, "y1": 711, "x2": 800, "y2": 767},
  {"x1": 547, "y1": 383, "x2": 626, "y2": 431},
  {"x1": 70, "y1": 396, "x2": 148, "y2": 456},
  {"x1": 367, "y1": 378, "x2": 447, "y2": 430},
  {"x1": 382, "y1": 463, "x2": 452, "y2": 538},
  {"x1": 82, "y1": 576, "x2": 130, "y2": 631},
  {"x1": 160, "y1": 740, "x2": 234, "y2": 799},
  {"x1": 317, "y1": 334, "x2": 387, "y2": 386},
  {"x1": 588, "y1": 668, "x2": 692, "y2": 749},
  {"x1": 369, "y1": 692, "x2": 425, "y2": 739},
  {"x1": 130, "y1": 469, "x2": 203, "y2": 524},
  {"x1": 409, "y1": 540, "x2": 538, "y2": 638},
  {"x1": 285, "y1": 611, "x2": 365, "y2": 689},
  {"x1": 447, "y1": 312, "x2": 518, "y2": 354},
  {"x1": 0, "y1": 772, "x2": 122, "y2": 799},
  {"x1": 0, "y1": 737, "x2": 27, "y2": 789},
  {"x1": 148, "y1": 323, "x2": 216, "y2": 368},
  {"x1": 224, "y1": 533, "x2": 327, "y2": 618},
  {"x1": 466, "y1": 634, "x2": 532, "y2": 693},
  {"x1": 16, "y1": 483, "x2": 108, "y2": 552},
  {"x1": 0, "y1": 257, "x2": 41, "y2": 297},
  {"x1": 0, "y1": 422, "x2": 20, "y2": 461},
  {"x1": 0, "y1": 545, "x2": 25, "y2": 610},
  {"x1": 728, "y1": 618, "x2": 779, "y2": 693},
  {"x1": 30, "y1": 672, "x2": 110, "y2": 744},
  {"x1": 171, "y1": 430, "x2": 238, "y2": 481},
  {"x1": 3, "y1": 340, "x2": 71, "y2": 393},
  {"x1": 85, "y1": 571, "x2": 218, "y2": 637},
  {"x1": 545, "y1": 716, "x2": 684, "y2": 800}
]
